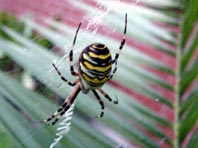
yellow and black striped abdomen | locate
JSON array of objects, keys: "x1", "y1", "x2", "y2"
[{"x1": 79, "y1": 43, "x2": 112, "y2": 92}]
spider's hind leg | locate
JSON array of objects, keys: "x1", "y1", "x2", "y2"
[
  {"x1": 41, "y1": 84, "x2": 81, "y2": 125},
  {"x1": 92, "y1": 90, "x2": 105, "y2": 118},
  {"x1": 42, "y1": 101, "x2": 69, "y2": 125},
  {"x1": 98, "y1": 88, "x2": 118, "y2": 104}
]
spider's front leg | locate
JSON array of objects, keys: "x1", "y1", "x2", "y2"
[
  {"x1": 109, "y1": 13, "x2": 127, "y2": 80},
  {"x1": 52, "y1": 63, "x2": 78, "y2": 86},
  {"x1": 108, "y1": 60, "x2": 117, "y2": 80},
  {"x1": 69, "y1": 22, "x2": 81, "y2": 76}
]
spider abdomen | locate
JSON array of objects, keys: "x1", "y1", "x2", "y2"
[{"x1": 79, "y1": 43, "x2": 112, "y2": 92}]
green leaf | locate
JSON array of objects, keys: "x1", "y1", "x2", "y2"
[
  {"x1": 187, "y1": 129, "x2": 198, "y2": 148},
  {"x1": 181, "y1": 32, "x2": 198, "y2": 72},
  {"x1": 179, "y1": 90, "x2": 198, "y2": 142},
  {"x1": 180, "y1": 0, "x2": 198, "y2": 49},
  {"x1": 180, "y1": 60, "x2": 198, "y2": 96}
]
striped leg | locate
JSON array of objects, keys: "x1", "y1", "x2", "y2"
[
  {"x1": 110, "y1": 13, "x2": 127, "y2": 79},
  {"x1": 98, "y1": 88, "x2": 118, "y2": 104},
  {"x1": 108, "y1": 60, "x2": 117, "y2": 80},
  {"x1": 42, "y1": 84, "x2": 81, "y2": 125},
  {"x1": 52, "y1": 63, "x2": 78, "y2": 86},
  {"x1": 69, "y1": 22, "x2": 82, "y2": 76},
  {"x1": 92, "y1": 90, "x2": 105, "y2": 118}
]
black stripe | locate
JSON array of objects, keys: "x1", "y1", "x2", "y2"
[
  {"x1": 89, "y1": 56, "x2": 112, "y2": 65},
  {"x1": 80, "y1": 60, "x2": 112, "y2": 75},
  {"x1": 92, "y1": 43, "x2": 106, "y2": 49},
  {"x1": 85, "y1": 44, "x2": 110, "y2": 55},
  {"x1": 79, "y1": 58, "x2": 112, "y2": 78},
  {"x1": 69, "y1": 50, "x2": 73, "y2": 61},
  {"x1": 81, "y1": 52, "x2": 112, "y2": 66},
  {"x1": 86, "y1": 81, "x2": 104, "y2": 87},
  {"x1": 81, "y1": 69, "x2": 108, "y2": 81},
  {"x1": 88, "y1": 69, "x2": 111, "y2": 77},
  {"x1": 81, "y1": 57, "x2": 112, "y2": 68},
  {"x1": 88, "y1": 48, "x2": 110, "y2": 55},
  {"x1": 79, "y1": 63, "x2": 111, "y2": 78},
  {"x1": 119, "y1": 39, "x2": 125, "y2": 51}
]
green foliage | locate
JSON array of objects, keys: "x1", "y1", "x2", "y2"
[{"x1": 0, "y1": 0, "x2": 198, "y2": 147}]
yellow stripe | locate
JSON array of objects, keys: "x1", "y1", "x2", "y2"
[
  {"x1": 83, "y1": 53, "x2": 97, "y2": 64},
  {"x1": 89, "y1": 47, "x2": 95, "y2": 51},
  {"x1": 80, "y1": 63, "x2": 94, "y2": 77},
  {"x1": 83, "y1": 61, "x2": 112, "y2": 72},
  {"x1": 92, "y1": 44, "x2": 106, "y2": 50},
  {"x1": 82, "y1": 73, "x2": 108, "y2": 84},
  {"x1": 88, "y1": 52, "x2": 111, "y2": 60}
]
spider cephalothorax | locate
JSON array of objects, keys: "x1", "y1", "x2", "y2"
[{"x1": 41, "y1": 14, "x2": 127, "y2": 125}]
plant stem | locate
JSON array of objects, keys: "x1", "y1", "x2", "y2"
[{"x1": 174, "y1": 37, "x2": 182, "y2": 148}]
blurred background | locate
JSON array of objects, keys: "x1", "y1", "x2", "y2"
[{"x1": 0, "y1": 0, "x2": 197, "y2": 148}]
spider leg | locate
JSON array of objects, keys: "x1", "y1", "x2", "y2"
[
  {"x1": 110, "y1": 13, "x2": 127, "y2": 79},
  {"x1": 69, "y1": 22, "x2": 82, "y2": 76},
  {"x1": 98, "y1": 88, "x2": 118, "y2": 104},
  {"x1": 108, "y1": 60, "x2": 117, "y2": 80},
  {"x1": 92, "y1": 90, "x2": 105, "y2": 118},
  {"x1": 52, "y1": 63, "x2": 79, "y2": 86},
  {"x1": 42, "y1": 84, "x2": 81, "y2": 125}
]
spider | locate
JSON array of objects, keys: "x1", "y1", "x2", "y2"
[{"x1": 41, "y1": 13, "x2": 127, "y2": 125}]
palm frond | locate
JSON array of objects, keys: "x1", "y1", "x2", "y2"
[{"x1": 0, "y1": 0, "x2": 198, "y2": 147}]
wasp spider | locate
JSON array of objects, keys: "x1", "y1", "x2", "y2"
[{"x1": 42, "y1": 14, "x2": 127, "y2": 125}]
